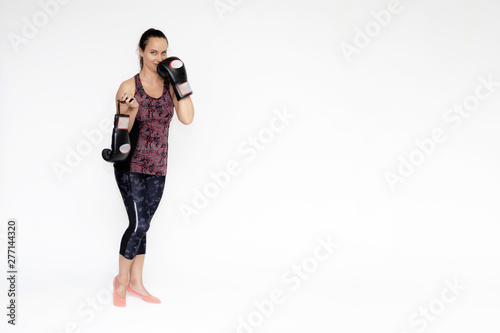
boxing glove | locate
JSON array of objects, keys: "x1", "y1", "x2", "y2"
[
  {"x1": 157, "y1": 56, "x2": 193, "y2": 100},
  {"x1": 102, "y1": 114, "x2": 131, "y2": 163}
]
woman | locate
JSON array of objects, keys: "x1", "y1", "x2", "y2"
[{"x1": 112, "y1": 28, "x2": 194, "y2": 307}]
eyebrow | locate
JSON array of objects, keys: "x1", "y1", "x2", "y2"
[{"x1": 150, "y1": 49, "x2": 167, "y2": 52}]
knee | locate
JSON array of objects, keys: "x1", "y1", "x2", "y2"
[{"x1": 134, "y1": 220, "x2": 151, "y2": 237}]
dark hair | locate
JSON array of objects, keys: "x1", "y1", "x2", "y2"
[{"x1": 139, "y1": 28, "x2": 168, "y2": 69}]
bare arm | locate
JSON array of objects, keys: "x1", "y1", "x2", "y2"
[
  {"x1": 170, "y1": 83, "x2": 194, "y2": 125},
  {"x1": 115, "y1": 79, "x2": 139, "y2": 132}
]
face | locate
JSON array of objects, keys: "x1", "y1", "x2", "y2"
[{"x1": 140, "y1": 37, "x2": 168, "y2": 72}]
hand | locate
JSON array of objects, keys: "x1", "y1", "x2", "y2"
[{"x1": 118, "y1": 93, "x2": 139, "y2": 110}]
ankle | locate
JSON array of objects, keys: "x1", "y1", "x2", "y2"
[
  {"x1": 128, "y1": 278, "x2": 142, "y2": 286},
  {"x1": 116, "y1": 275, "x2": 129, "y2": 285}
]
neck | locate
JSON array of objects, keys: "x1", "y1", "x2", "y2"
[{"x1": 139, "y1": 66, "x2": 163, "y2": 84}]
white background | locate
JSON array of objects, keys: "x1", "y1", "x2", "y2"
[{"x1": 0, "y1": 0, "x2": 499, "y2": 332}]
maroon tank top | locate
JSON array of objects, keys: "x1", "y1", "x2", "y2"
[{"x1": 127, "y1": 73, "x2": 174, "y2": 176}]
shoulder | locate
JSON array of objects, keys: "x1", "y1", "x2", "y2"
[
  {"x1": 115, "y1": 76, "x2": 137, "y2": 99},
  {"x1": 119, "y1": 76, "x2": 137, "y2": 91}
]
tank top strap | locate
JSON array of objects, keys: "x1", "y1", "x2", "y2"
[
  {"x1": 134, "y1": 73, "x2": 143, "y2": 93},
  {"x1": 162, "y1": 78, "x2": 169, "y2": 96}
]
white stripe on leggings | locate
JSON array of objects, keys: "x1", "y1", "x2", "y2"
[{"x1": 133, "y1": 201, "x2": 139, "y2": 232}]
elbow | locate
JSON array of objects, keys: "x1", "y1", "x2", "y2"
[
  {"x1": 180, "y1": 117, "x2": 194, "y2": 125},
  {"x1": 178, "y1": 109, "x2": 194, "y2": 125},
  {"x1": 176, "y1": 102, "x2": 194, "y2": 125}
]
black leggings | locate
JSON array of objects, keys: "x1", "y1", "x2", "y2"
[{"x1": 114, "y1": 168, "x2": 166, "y2": 260}]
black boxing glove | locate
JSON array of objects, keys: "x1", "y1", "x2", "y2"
[
  {"x1": 157, "y1": 56, "x2": 193, "y2": 100},
  {"x1": 102, "y1": 114, "x2": 131, "y2": 163}
]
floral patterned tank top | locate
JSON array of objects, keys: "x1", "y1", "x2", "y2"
[{"x1": 114, "y1": 73, "x2": 174, "y2": 176}]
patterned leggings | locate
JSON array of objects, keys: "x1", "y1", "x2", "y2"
[{"x1": 114, "y1": 168, "x2": 166, "y2": 260}]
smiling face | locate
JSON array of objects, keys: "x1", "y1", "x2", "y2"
[{"x1": 139, "y1": 37, "x2": 168, "y2": 73}]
